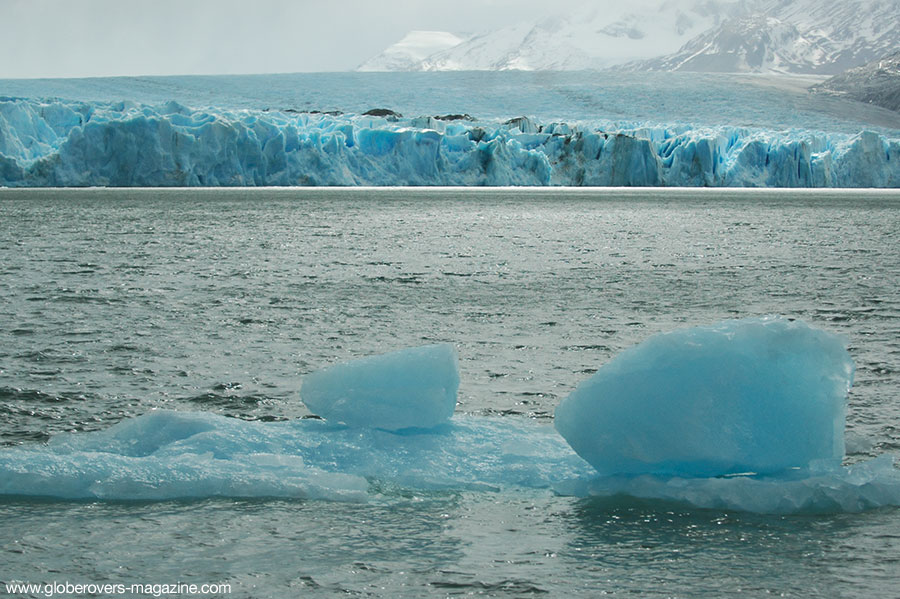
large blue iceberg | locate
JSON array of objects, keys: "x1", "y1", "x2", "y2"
[
  {"x1": 1, "y1": 317, "x2": 899, "y2": 513},
  {"x1": 555, "y1": 317, "x2": 852, "y2": 477},
  {"x1": 1, "y1": 98, "x2": 898, "y2": 187}
]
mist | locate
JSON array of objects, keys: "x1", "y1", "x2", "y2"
[{"x1": 0, "y1": 0, "x2": 586, "y2": 78}]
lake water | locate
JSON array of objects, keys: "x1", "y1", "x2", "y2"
[{"x1": 1, "y1": 187, "x2": 899, "y2": 597}]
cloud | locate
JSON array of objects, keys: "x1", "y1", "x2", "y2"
[{"x1": 0, "y1": 0, "x2": 614, "y2": 78}]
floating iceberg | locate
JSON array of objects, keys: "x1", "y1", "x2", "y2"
[
  {"x1": 554, "y1": 455, "x2": 900, "y2": 513},
  {"x1": 550, "y1": 317, "x2": 900, "y2": 512},
  {"x1": 0, "y1": 410, "x2": 591, "y2": 502},
  {"x1": 1, "y1": 318, "x2": 898, "y2": 513},
  {"x1": 554, "y1": 317, "x2": 853, "y2": 477},
  {"x1": 1, "y1": 98, "x2": 898, "y2": 187},
  {"x1": 300, "y1": 344, "x2": 459, "y2": 430}
]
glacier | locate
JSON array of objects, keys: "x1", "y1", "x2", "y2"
[
  {"x1": 1, "y1": 317, "x2": 899, "y2": 513},
  {"x1": 1, "y1": 97, "x2": 898, "y2": 187}
]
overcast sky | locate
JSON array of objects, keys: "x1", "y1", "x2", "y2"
[{"x1": 0, "y1": 0, "x2": 579, "y2": 79}]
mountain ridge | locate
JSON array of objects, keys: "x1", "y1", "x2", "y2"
[
  {"x1": 812, "y1": 51, "x2": 900, "y2": 112},
  {"x1": 628, "y1": 0, "x2": 900, "y2": 74},
  {"x1": 358, "y1": 0, "x2": 900, "y2": 75}
]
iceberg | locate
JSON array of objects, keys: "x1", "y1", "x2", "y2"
[
  {"x1": 300, "y1": 344, "x2": 459, "y2": 431},
  {"x1": 0, "y1": 317, "x2": 898, "y2": 513},
  {"x1": 0, "y1": 410, "x2": 591, "y2": 501},
  {"x1": 554, "y1": 455, "x2": 900, "y2": 513},
  {"x1": 1, "y1": 97, "x2": 898, "y2": 187},
  {"x1": 554, "y1": 317, "x2": 853, "y2": 477}
]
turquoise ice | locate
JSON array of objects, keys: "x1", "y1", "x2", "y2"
[
  {"x1": 1, "y1": 98, "x2": 898, "y2": 187},
  {"x1": 554, "y1": 316, "x2": 853, "y2": 477},
  {"x1": 0, "y1": 318, "x2": 898, "y2": 513},
  {"x1": 300, "y1": 343, "x2": 460, "y2": 431}
]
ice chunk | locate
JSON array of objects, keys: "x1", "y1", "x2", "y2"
[
  {"x1": 554, "y1": 455, "x2": 900, "y2": 514},
  {"x1": 0, "y1": 411, "x2": 371, "y2": 502},
  {"x1": 0, "y1": 407, "x2": 896, "y2": 512},
  {"x1": 1, "y1": 319, "x2": 898, "y2": 512},
  {"x1": 554, "y1": 317, "x2": 854, "y2": 477},
  {"x1": 0, "y1": 321, "x2": 898, "y2": 513},
  {"x1": 0, "y1": 410, "x2": 589, "y2": 501},
  {"x1": 301, "y1": 343, "x2": 459, "y2": 430}
]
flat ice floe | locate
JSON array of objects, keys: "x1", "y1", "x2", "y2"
[{"x1": 1, "y1": 318, "x2": 899, "y2": 513}]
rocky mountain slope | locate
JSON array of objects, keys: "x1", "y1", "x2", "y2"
[
  {"x1": 359, "y1": 1, "x2": 748, "y2": 71},
  {"x1": 626, "y1": 0, "x2": 900, "y2": 74},
  {"x1": 811, "y1": 51, "x2": 900, "y2": 112},
  {"x1": 359, "y1": 0, "x2": 900, "y2": 74}
]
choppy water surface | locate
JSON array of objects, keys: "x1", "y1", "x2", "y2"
[{"x1": 1, "y1": 188, "x2": 900, "y2": 597}]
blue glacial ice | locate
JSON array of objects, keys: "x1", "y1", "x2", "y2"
[
  {"x1": 554, "y1": 317, "x2": 852, "y2": 478},
  {"x1": 1, "y1": 317, "x2": 899, "y2": 513},
  {"x1": 0, "y1": 411, "x2": 591, "y2": 502},
  {"x1": 1, "y1": 97, "x2": 898, "y2": 187},
  {"x1": 300, "y1": 343, "x2": 459, "y2": 431}
]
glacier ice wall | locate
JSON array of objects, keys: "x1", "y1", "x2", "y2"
[{"x1": 1, "y1": 97, "x2": 898, "y2": 187}]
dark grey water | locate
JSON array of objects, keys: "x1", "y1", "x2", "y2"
[{"x1": 1, "y1": 188, "x2": 900, "y2": 597}]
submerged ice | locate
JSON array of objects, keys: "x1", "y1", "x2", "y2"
[
  {"x1": 1, "y1": 98, "x2": 898, "y2": 187},
  {"x1": 1, "y1": 317, "x2": 898, "y2": 513},
  {"x1": 0, "y1": 411, "x2": 590, "y2": 502}
]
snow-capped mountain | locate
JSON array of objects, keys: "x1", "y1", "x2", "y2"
[
  {"x1": 629, "y1": 0, "x2": 900, "y2": 74},
  {"x1": 358, "y1": 31, "x2": 465, "y2": 72},
  {"x1": 762, "y1": 0, "x2": 900, "y2": 72},
  {"x1": 812, "y1": 51, "x2": 900, "y2": 112},
  {"x1": 358, "y1": 0, "x2": 900, "y2": 74},
  {"x1": 631, "y1": 15, "x2": 827, "y2": 73},
  {"x1": 359, "y1": 0, "x2": 750, "y2": 72}
]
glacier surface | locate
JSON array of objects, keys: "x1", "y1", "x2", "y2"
[
  {"x1": 1, "y1": 97, "x2": 898, "y2": 187},
  {"x1": 1, "y1": 317, "x2": 899, "y2": 513}
]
